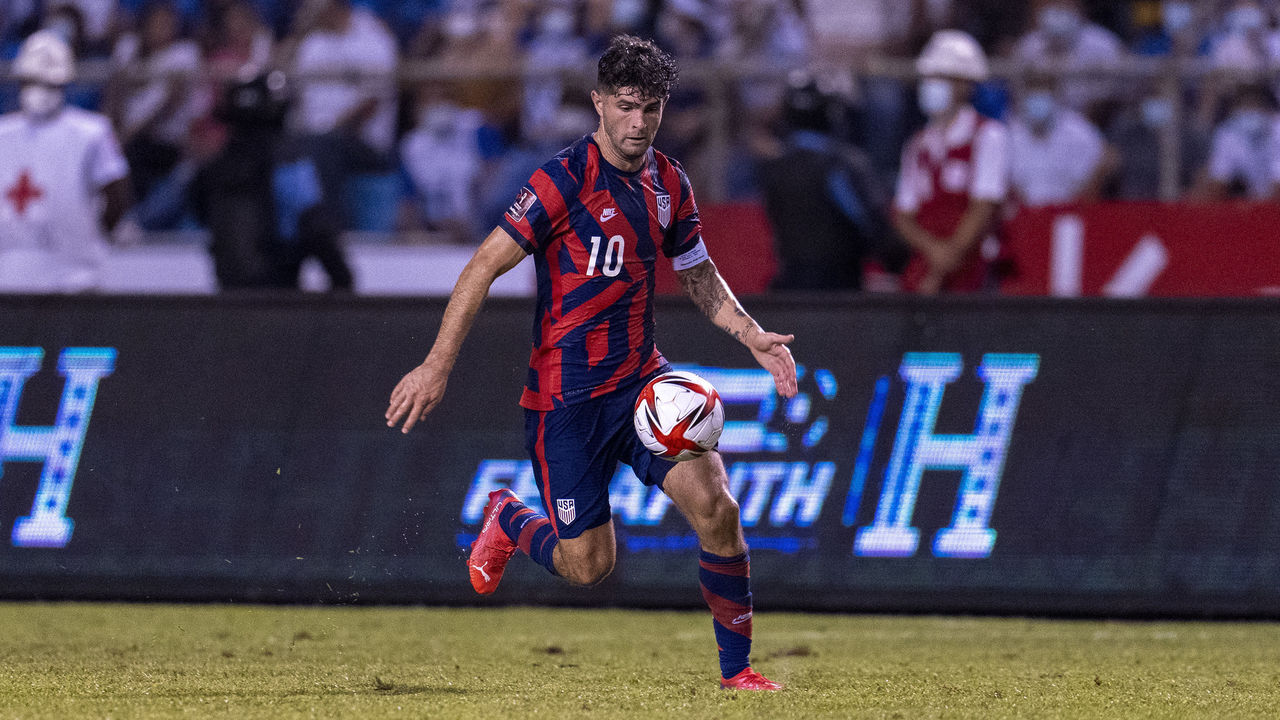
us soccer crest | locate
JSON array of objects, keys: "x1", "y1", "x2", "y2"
[
  {"x1": 656, "y1": 193, "x2": 671, "y2": 229},
  {"x1": 556, "y1": 498, "x2": 576, "y2": 525}
]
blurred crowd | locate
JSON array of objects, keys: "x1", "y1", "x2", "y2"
[{"x1": 5, "y1": 0, "x2": 1280, "y2": 285}]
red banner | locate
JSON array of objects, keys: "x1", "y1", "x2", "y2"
[{"x1": 1001, "y1": 202, "x2": 1280, "y2": 297}]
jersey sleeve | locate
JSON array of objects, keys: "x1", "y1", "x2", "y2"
[
  {"x1": 497, "y1": 166, "x2": 567, "y2": 254},
  {"x1": 88, "y1": 117, "x2": 130, "y2": 189},
  {"x1": 663, "y1": 161, "x2": 704, "y2": 264}
]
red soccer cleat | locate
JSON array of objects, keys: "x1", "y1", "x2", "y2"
[
  {"x1": 720, "y1": 667, "x2": 784, "y2": 691},
  {"x1": 468, "y1": 489, "x2": 519, "y2": 594}
]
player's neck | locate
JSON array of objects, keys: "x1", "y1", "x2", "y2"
[{"x1": 593, "y1": 129, "x2": 646, "y2": 173}]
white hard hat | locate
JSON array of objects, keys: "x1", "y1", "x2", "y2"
[
  {"x1": 916, "y1": 30, "x2": 989, "y2": 82},
  {"x1": 14, "y1": 30, "x2": 76, "y2": 86}
]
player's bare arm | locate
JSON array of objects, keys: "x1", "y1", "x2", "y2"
[
  {"x1": 677, "y1": 259, "x2": 798, "y2": 398},
  {"x1": 385, "y1": 227, "x2": 526, "y2": 433}
]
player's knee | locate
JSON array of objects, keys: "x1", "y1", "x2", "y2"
[
  {"x1": 562, "y1": 552, "x2": 614, "y2": 587},
  {"x1": 702, "y1": 490, "x2": 740, "y2": 531}
]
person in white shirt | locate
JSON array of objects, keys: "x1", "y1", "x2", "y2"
[
  {"x1": 290, "y1": 0, "x2": 398, "y2": 230},
  {"x1": 0, "y1": 31, "x2": 131, "y2": 293},
  {"x1": 1008, "y1": 76, "x2": 1117, "y2": 207},
  {"x1": 1189, "y1": 83, "x2": 1280, "y2": 200},
  {"x1": 1010, "y1": 0, "x2": 1125, "y2": 117}
]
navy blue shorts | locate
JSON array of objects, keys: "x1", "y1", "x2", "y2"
[{"x1": 524, "y1": 372, "x2": 677, "y2": 539}]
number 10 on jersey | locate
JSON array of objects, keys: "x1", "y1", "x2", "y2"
[{"x1": 586, "y1": 235, "x2": 625, "y2": 277}]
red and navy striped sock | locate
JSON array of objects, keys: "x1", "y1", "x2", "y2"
[
  {"x1": 699, "y1": 549, "x2": 753, "y2": 679},
  {"x1": 498, "y1": 501, "x2": 559, "y2": 576}
]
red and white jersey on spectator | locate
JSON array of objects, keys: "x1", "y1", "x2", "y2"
[
  {"x1": 894, "y1": 105, "x2": 1009, "y2": 292},
  {"x1": 0, "y1": 107, "x2": 129, "y2": 292}
]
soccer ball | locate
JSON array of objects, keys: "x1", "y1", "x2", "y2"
[{"x1": 633, "y1": 371, "x2": 725, "y2": 462}]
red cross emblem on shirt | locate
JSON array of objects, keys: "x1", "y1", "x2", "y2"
[{"x1": 5, "y1": 170, "x2": 44, "y2": 217}]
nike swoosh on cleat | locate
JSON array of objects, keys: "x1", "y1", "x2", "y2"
[
  {"x1": 472, "y1": 563, "x2": 491, "y2": 583},
  {"x1": 731, "y1": 613, "x2": 752, "y2": 625}
]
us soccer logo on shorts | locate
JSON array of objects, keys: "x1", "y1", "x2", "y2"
[
  {"x1": 656, "y1": 193, "x2": 671, "y2": 229},
  {"x1": 506, "y1": 187, "x2": 536, "y2": 222},
  {"x1": 556, "y1": 498, "x2": 576, "y2": 526}
]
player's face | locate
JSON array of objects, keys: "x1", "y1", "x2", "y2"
[{"x1": 592, "y1": 88, "x2": 665, "y2": 168}]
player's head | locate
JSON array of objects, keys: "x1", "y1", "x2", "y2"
[
  {"x1": 591, "y1": 35, "x2": 679, "y2": 166},
  {"x1": 915, "y1": 30, "x2": 987, "y2": 120},
  {"x1": 14, "y1": 30, "x2": 75, "y2": 119}
]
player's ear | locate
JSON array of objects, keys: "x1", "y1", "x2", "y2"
[{"x1": 591, "y1": 89, "x2": 606, "y2": 117}]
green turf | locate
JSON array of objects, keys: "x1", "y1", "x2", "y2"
[{"x1": 0, "y1": 603, "x2": 1278, "y2": 718}]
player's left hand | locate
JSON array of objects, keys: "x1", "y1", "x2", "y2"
[{"x1": 746, "y1": 328, "x2": 798, "y2": 398}]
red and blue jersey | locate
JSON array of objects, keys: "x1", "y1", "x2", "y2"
[{"x1": 499, "y1": 133, "x2": 708, "y2": 411}]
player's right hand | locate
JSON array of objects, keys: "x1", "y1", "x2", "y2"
[{"x1": 386, "y1": 362, "x2": 448, "y2": 434}]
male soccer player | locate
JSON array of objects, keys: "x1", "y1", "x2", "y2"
[{"x1": 386, "y1": 35, "x2": 795, "y2": 691}]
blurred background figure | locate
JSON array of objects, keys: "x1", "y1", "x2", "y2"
[
  {"x1": 400, "y1": 87, "x2": 491, "y2": 244},
  {"x1": 757, "y1": 73, "x2": 907, "y2": 292},
  {"x1": 1008, "y1": 73, "x2": 1117, "y2": 207},
  {"x1": 191, "y1": 71, "x2": 354, "y2": 291},
  {"x1": 894, "y1": 30, "x2": 1009, "y2": 295},
  {"x1": 0, "y1": 31, "x2": 131, "y2": 293},
  {"x1": 1131, "y1": 0, "x2": 1213, "y2": 57},
  {"x1": 104, "y1": 1, "x2": 201, "y2": 229},
  {"x1": 1009, "y1": 0, "x2": 1125, "y2": 123},
  {"x1": 1187, "y1": 82, "x2": 1280, "y2": 200},
  {"x1": 288, "y1": 0, "x2": 398, "y2": 231},
  {"x1": 1106, "y1": 84, "x2": 1209, "y2": 200}
]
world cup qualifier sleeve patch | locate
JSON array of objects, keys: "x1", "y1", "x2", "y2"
[{"x1": 506, "y1": 187, "x2": 537, "y2": 222}]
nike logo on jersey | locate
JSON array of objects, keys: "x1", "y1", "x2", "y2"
[
  {"x1": 472, "y1": 563, "x2": 491, "y2": 582},
  {"x1": 599, "y1": 207, "x2": 618, "y2": 222},
  {"x1": 731, "y1": 613, "x2": 752, "y2": 625}
]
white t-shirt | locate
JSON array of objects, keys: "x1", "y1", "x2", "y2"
[
  {"x1": 0, "y1": 107, "x2": 129, "y2": 292},
  {"x1": 400, "y1": 103, "x2": 484, "y2": 225},
  {"x1": 894, "y1": 106, "x2": 1010, "y2": 214},
  {"x1": 1011, "y1": 25, "x2": 1125, "y2": 110},
  {"x1": 1208, "y1": 115, "x2": 1280, "y2": 199},
  {"x1": 111, "y1": 35, "x2": 204, "y2": 146},
  {"x1": 293, "y1": 8, "x2": 399, "y2": 152},
  {"x1": 1009, "y1": 110, "x2": 1107, "y2": 207}
]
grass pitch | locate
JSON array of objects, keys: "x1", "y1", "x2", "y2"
[{"x1": 0, "y1": 603, "x2": 1278, "y2": 718}]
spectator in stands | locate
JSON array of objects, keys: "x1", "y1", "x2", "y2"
[
  {"x1": 1132, "y1": 0, "x2": 1213, "y2": 57},
  {"x1": 105, "y1": 1, "x2": 202, "y2": 224},
  {"x1": 289, "y1": 0, "x2": 397, "y2": 229},
  {"x1": 1008, "y1": 74, "x2": 1117, "y2": 207},
  {"x1": 1187, "y1": 83, "x2": 1280, "y2": 200},
  {"x1": 583, "y1": 0, "x2": 658, "y2": 51},
  {"x1": 894, "y1": 30, "x2": 1009, "y2": 295},
  {"x1": 400, "y1": 87, "x2": 491, "y2": 244},
  {"x1": 201, "y1": 0, "x2": 274, "y2": 82},
  {"x1": 1010, "y1": 0, "x2": 1125, "y2": 121},
  {"x1": 48, "y1": 0, "x2": 121, "y2": 57},
  {"x1": 1208, "y1": 0, "x2": 1278, "y2": 73},
  {"x1": 718, "y1": 0, "x2": 810, "y2": 118},
  {"x1": 522, "y1": 3, "x2": 590, "y2": 144},
  {"x1": 757, "y1": 74, "x2": 908, "y2": 292},
  {"x1": 1107, "y1": 85, "x2": 1209, "y2": 199}
]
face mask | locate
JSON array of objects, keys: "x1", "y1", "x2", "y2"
[
  {"x1": 1141, "y1": 97, "x2": 1173, "y2": 128},
  {"x1": 917, "y1": 78, "x2": 954, "y2": 117},
  {"x1": 1022, "y1": 90, "x2": 1056, "y2": 125},
  {"x1": 538, "y1": 8, "x2": 575, "y2": 37},
  {"x1": 611, "y1": 0, "x2": 646, "y2": 28},
  {"x1": 1225, "y1": 6, "x2": 1267, "y2": 34},
  {"x1": 1234, "y1": 108, "x2": 1269, "y2": 137},
  {"x1": 19, "y1": 85, "x2": 64, "y2": 118},
  {"x1": 1039, "y1": 6, "x2": 1083, "y2": 39},
  {"x1": 1162, "y1": 1, "x2": 1195, "y2": 36}
]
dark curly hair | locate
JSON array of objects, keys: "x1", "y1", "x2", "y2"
[{"x1": 597, "y1": 35, "x2": 678, "y2": 100}]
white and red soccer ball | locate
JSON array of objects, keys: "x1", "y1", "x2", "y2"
[{"x1": 633, "y1": 370, "x2": 725, "y2": 462}]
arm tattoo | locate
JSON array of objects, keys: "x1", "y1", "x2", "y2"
[{"x1": 678, "y1": 261, "x2": 751, "y2": 341}]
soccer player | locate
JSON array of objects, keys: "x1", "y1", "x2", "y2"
[
  {"x1": 0, "y1": 31, "x2": 131, "y2": 293},
  {"x1": 386, "y1": 35, "x2": 795, "y2": 691}
]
